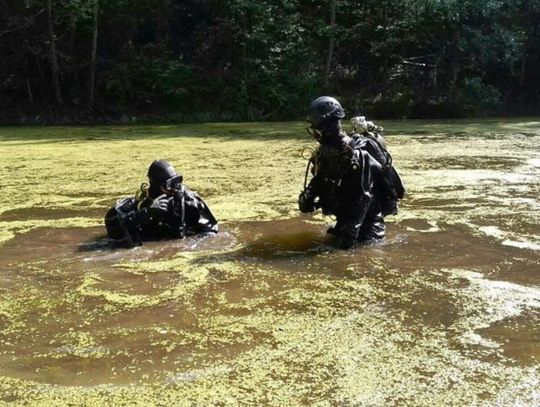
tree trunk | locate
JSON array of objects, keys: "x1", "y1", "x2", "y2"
[
  {"x1": 88, "y1": 0, "x2": 99, "y2": 106},
  {"x1": 68, "y1": 11, "x2": 81, "y2": 105},
  {"x1": 46, "y1": 0, "x2": 62, "y2": 105},
  {"x1": 26, "y1": 78, "x2": 34, "y2": 105},
  {"x1": 35, "y1": 55, "x2": 48, "y2": 97},
  {"x1": 242, "y1": 40, "x2": 249, "y2": 120},
  {"x1": 519, "y1": 0, "x2": 531, "y2": 87},
  {"x1": 519, "y1": 54, "x2": 527, "y2": 87},
  {"x1": 324, "y1": 0, "x2": 337, "y2": 87},
  {"x1": 449, "y1": 30, "x2": 460, "y2": 97}
]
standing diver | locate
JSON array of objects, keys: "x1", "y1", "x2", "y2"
[
  {"x1": 105, "y1": 160, "x2": 218, "y2": 246},
  {"x1": 299, "y1": 96, "x2": 404, "y2": 249}
]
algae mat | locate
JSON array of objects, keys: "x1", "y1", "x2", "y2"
[{"x1": 0, "y1": 120, "x2": 539, "y2": 406}]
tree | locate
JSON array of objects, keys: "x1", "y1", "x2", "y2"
[
  {"x1": 88, "y1": 0, "x2": 98, "y2": 106},
  {"x1": 46, "y1": 0, "x2": 62, "y2": 104},
  {"x1": 324, "y1": 0, "x2": 337, "y2": 87},
  {"x1": 0, "y1": 0, "x2": 538, "y2": 122}
]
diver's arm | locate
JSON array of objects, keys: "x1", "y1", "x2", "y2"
[
  {"x1": 189, "y1": 189, "x2": 219, "y2": 234},
  {"x1": 299, "y1": 173, "x2": 324, "y2": 213}
]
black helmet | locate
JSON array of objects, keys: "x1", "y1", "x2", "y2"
[
  {"x1": 307, "y1": 96, "x2": 345, "y2": 129},
  {"x1": 147, "y1": 160, "x2": 183, "y2": 189}
]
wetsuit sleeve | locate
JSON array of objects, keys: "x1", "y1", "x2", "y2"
[
  {"x1": 299, "y1": 155, "x2": 326, "y2": 213},
  {"x1": 193, "y1": 192, "x2": 219, "y2": 233},
  {"x1": 178, "y1": 188, "x2": 218, "y2": 235}
]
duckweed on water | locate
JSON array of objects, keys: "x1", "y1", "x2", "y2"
[{"x1": 0, "y1": 121, "x2": 539, "y2": 405}]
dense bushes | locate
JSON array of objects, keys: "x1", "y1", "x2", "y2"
[{"x1": 1, "y1": 0, "x2": 539, "y2": 123}]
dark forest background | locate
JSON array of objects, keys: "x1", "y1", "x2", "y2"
[{"x1": 1, "y1": 0, "x2": 539, "y2": 124}]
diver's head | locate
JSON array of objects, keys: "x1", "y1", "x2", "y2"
[
  {"x1": 306, "y1": 96, "x2": 345, "y2": 142},
  {"x1": 147, "y1": 160, "x2": 183, "y2": 198}
]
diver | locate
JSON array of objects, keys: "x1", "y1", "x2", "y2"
[
  {"x1": 298, "y1": 96, "x2": 404, "y2": 249},
  {"x1": 105, "y1": 160, "x2": 218, "y2": 246}
]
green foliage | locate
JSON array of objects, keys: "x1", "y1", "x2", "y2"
[
  {"x1": 0, "y1": 0, "x2": 538, "y2": 122},
  {"x1": 458, "y1": 77, "x2": 503, "y2": 116}
]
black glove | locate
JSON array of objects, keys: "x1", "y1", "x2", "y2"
[{"x1": 298, "y1": 190, "x2": 315, "y2": 213}]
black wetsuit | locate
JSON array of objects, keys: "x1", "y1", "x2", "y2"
[
  {"x1": 105, "y1": 185, "x2": 218, "y2": 244},
  {"x1": 300, "y1": 126, "x2": 395, "y2": 248}
]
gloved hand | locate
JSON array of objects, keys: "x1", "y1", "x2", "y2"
[
  {"x1": 149, "y1": 194, "x2": 170, "y2": 214},
  {"x1": 298, "y1": 190, "x2": 315, "y2": 213}
]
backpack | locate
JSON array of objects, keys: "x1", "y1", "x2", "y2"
[{"x1": 350, "y1": 129, "x2": 405, "y2": 216}]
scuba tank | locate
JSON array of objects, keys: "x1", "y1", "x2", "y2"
[{"x1": 350, "y1": 116, "x2": 405, "y2": 215}]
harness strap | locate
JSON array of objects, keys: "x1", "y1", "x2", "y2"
[
  {"x1": 303, "y1": 159, "x2": 313, "y2": 191},
  {"x1": 173, "y1": 186, "x2": 186, "y2": 238}
]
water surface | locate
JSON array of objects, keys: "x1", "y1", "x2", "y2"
[{"x1": 0, "y1": 120, "x2": 538, "y2": 405}]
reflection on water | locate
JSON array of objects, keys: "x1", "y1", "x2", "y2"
[{"x1": 0, "y1": 121, "x2": 539, "y2": 405}]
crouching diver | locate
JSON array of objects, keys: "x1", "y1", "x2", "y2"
[
  {"x1": 299, "y1": 96, "x2": 404, "y2": 249},
  {"x1": 105, "y1": 160, "x2": 218, "y2": 246}
]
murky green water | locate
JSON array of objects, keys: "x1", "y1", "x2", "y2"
[{"x1": 0, "y1": 120, "x2": 539, "y2": 405}]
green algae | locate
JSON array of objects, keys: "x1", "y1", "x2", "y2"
[
  {"x1": 0, "y1": 124, "x2": 308, "y2": 243},
  {"x1": 78, "y1": 255, "x2": 245, "y2": 311},
  {"x1": 0, "y1": 218, "x2": 102, "y2": 245},
  {"x1": 0, "y1": 120, "x2": 539, "y2": 405},
  {"x1": 1, "y1": 120, "x2": 538, "y2": 242}
]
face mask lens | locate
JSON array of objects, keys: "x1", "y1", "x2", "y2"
[{"x1": 165, "y1": 175, "x2": 182, "y2": 191}]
